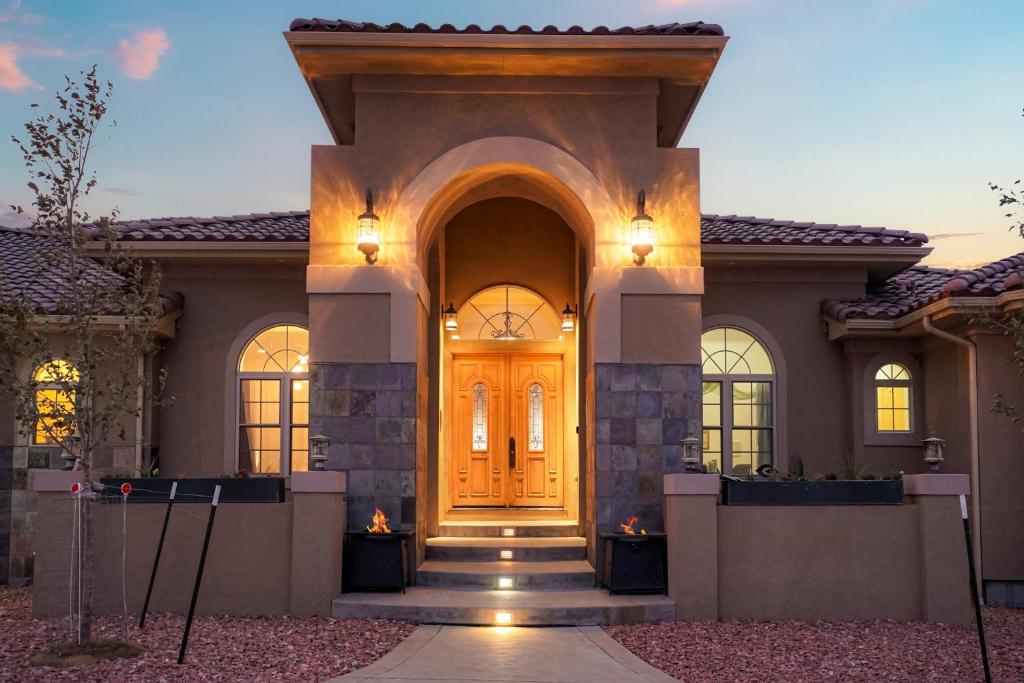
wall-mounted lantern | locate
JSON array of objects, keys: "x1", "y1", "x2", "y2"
[
  {"x1": 443, "y1": 303, "x2": 458, "y2": 332},
  {"x1": 561, "y1": 304, "x2": 577, "y2": 333},
  {"x1": 309, "y1": 433, "x2": 331, "y2": 471},
  {"x1": 356, "y1": 189, "x2": 380, "y2": 264},
  {"x1": 681, "y1": 435, "x2": 702, "y2": 473},
  {"x1": 922, "y1": 432, "x2": 945, "y2": 473},
  {"x1": 630, "y1": 190, "x2": 654, "y2": 266}
]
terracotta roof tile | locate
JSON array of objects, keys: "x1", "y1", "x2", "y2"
[
  {"x1": 822, "y1": 253, "x2": 1024, "y2": 321},
  {"x1": 287, "y1": 18, "x2": 725, "y2": 37},
  {"x1": 701, "y1": 214, "x2": 929, "y2": 247}
]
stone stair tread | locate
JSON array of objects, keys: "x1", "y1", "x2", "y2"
[
  {"x1": 334, "y1": 587, "x2": 671, "y2": 609},
  {"x1": 425, "y1": 536, "x2": 587, "y2": 548},
  {"x1": 419, "y1": 560, "x2": 593, "y2": 575},
  {"x1": 440, "y1": 520, "x2": 579, "y2": 527}
]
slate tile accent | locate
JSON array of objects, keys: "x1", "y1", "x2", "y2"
[
  {"x1": 311, "y1": 362, "x2": 418, "y2": 531},
  {"x1": 593, "y1": 363, "x2": 701, "y2": 535}
]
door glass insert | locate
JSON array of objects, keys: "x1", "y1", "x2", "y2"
[
  {"x1": 528, "y1": 383, "x2": 544, "y2": 451},
  {"x1": 471, "y1": 383, "x2": 488, "y2": 451}
]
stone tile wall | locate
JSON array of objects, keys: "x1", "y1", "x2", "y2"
[
  {"x1": 310, "y1": 362, "x2": 418, "y2": 531},
  {"x1": 594, "y1": 363, "x2": 702, "y2": 534}
]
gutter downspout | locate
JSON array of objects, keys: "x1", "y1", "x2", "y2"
[{"x1": 922, "y1": 315, "x2": 982, "y2": 597}]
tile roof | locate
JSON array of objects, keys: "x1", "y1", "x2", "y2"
[
  {"x1": 94, "y1": 211, "x2": 931, "y2": 248},
  {"x1": 0, "y1": 226, "x2": 182, "y2": 316},
  {"x1": 104, "y1": 211, "x2": 310, "y2": 242},
  {"x1": 823, "y1": 253, "x2": 1024, "y2": 321},
  {"x1": 287, "y1": 19, "x2": 725, "y2": 37},
  {"x1": 701, "y1": 214, "x2": 929, "y2": 248}
]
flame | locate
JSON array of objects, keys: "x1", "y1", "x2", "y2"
[
  {"x1": 367, "y1": 508, "x2": 392, "y2": 534},
  {"x1": 619, "y1": 515, "x2": 647, "y2": 535}
]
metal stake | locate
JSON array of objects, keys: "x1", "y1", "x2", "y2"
[
  {"x1": 178, "y1": 485, "x2": 220, "y2": 665},
  {"x1": 140, "y1": 481, "x2": 176, "y2": 629},
  {"x1": 961, "y1": 494, "x2": 992, "y2": 683}
]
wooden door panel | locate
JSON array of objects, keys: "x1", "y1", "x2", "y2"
[
  {"x1": 509, "y1": 355, "x2": 563, "y2": 508},
  {"x1": 451, "y1": 356, "x2": 505, "y2": 506}
]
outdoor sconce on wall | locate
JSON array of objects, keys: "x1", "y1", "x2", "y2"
[
  {"x1": 443, "y1": 303, "x2": 458, "y2": 332},
  {"x1": 357, "y1": 189, "x2": 380, "y2": 264},
  {"x1": 561, "y1": 304, "x2": 577, "y2": 333},
  {"x1": 630, "y1": 190, "x2": 654, "y2": 266}
]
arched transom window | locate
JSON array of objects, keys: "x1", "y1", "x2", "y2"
[
  {"x1": 455, "y1": 286, "x2": 563, "y2": 341},
  {"x1": 237, "y1": 325, "x2": 309, "y2": 475},
  {"x1": 701, "y1": 327, "x2": 775, "y2": 475},
  {"x1": 32, "y1": 359, "x2": 79, "y2": 445},
  {"x1": 875, "y1": 363, "x2": 912, "y2": 432}
]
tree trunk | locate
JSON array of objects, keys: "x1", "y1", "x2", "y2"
[{"x1": 78, "y1": 457, "x2": 94, "y2": 644}]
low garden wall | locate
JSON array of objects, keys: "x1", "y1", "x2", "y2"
[
  {"x1": 665, "y1": 473, "x2": 973, "y2": 624},
  {"x1": 31, "y1": 470, "x2": 346, "y2": 619}
]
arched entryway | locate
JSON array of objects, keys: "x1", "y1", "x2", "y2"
[{"x1": 427, "y1": 196, "x2": 584, "y2": 527}]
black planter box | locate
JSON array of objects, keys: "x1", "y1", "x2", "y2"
[
  {"x1": 100, "y1": 476, "x2": 285, "y2": 503},
  {"x1": 600, "y1": 532, "x2": 667, "y2": 595},
  {"x1": 721, "y1": 477, "x2": 903, "y2": 506},
  {"x1": 343, "y1": 531, "x2": 412, "y2": 593}
]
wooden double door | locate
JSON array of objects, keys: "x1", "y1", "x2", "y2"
[{"x1": 450, "y1": 353, "x2": 563, "y2": 508}]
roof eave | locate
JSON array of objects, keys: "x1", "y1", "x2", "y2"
[{"x1": 702, "y1": 243, "x2": 932, "y2": 280}]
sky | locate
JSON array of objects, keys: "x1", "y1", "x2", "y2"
[{"x1": 1, "y1": 0, "x2": 1022, "y2": 269}]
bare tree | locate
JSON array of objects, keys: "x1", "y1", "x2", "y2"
[
  {"x1": 0, "y1": 67, "x2": 164, "y2": 643},
  {"x1": 989, "y1": 108, "x2": 1024, "y2": 239}
]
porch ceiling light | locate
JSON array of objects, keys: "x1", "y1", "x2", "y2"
[
  {"x1": 357, "y1": 188, "x2": 380, "y2": 264},
  {"x1": 630, "y1": 190, "x2": 654, "y2": 266},
  {"x1": 443, "y1": 303, "x2": 458, "y2": 331},
  {"x1": 561, "y1": 304, "x2": 577, "y2": 333}
]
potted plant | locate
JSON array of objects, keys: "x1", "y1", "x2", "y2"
[{"x1": 720, "y1": 463, "x2": 902, "y2": 506}]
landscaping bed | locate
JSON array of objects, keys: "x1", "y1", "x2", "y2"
[
  {"x1": 0, "y1": 586, "x2": 415, "y2": 682},
  {"x1": 606, "y1": 611, "x2": 1024, "y2": 682}
]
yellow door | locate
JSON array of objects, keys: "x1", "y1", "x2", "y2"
[{"x1": 451, "y1": 353, "x2": 563, "y2": 508}]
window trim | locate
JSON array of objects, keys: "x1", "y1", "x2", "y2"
[
  {"x1": 863, "y1": 353, "x2": 923, "y2": 447},
  {"x1": 223, "y1": 313, "x2": 309, "y2": 476},
  {"x1": 701, "y1": 316, "x2": 788, "y2": 473}
]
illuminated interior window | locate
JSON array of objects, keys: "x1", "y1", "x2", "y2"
[
  {"x1": 701, "y1": 327, "x2": 774, "y2": 475},
  {"x1": 472, "y1": 383, "x2": 488, "y2": 451},
  {"x1": 875, "y1": 363, "x2": 912, "y2": 432},
  {"x1": 237, "y1": 324, "x2": 309, "y2": 474},
  {"x1": 32, "y1": 359, "x2": 79, "y2": 445},
  {"x1": 528, "y1": 383, "x2": 544, "y2": 451},
  {"x1": 456, "y1": 286, "x2": 562, "y2": 340}
]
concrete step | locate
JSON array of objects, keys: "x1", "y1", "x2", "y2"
[
  {"x1": 425, "y1": 536, "x2": 587, "y2": 562},
  {"x1": 417, "y1": 560, "x2": 596, "y2": 590},
  {"x1": 331, "y1": 587, "x2": 675, "y2": 626},
  {"x1": 438, "y1": 521, "x2": 580, "y2": 538}
]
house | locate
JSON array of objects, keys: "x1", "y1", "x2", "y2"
[{"x1": 3, "y1": 18, "x2": 1023, "y2": 615}]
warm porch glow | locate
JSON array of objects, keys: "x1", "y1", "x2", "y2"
[
  {"x1": 494, "y1": 610, "x2": 514, "y2": 625},
  {"x1": 497, "y1": 576, "x2": 515, "y2": 590},
  {"x1": 357, "y1": 188, "x2": 380, "y2": 264},
  {"x1": 630, "y1": 190, "x2": 654, "y2": 266},
  {"x1": 561, "y1": 304, "x2": 576, "y2": 332}
]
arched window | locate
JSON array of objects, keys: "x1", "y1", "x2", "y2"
[
  {"x1": 32, "y1": 359, "x2": 79, "y2": 445},
  {"x1": 237, "y1": 325, "x2": 309, "y2": 474},
  {"x1": 875, "y1": 363, "x2": 912, "y2": 432},
  {"x1": 454, "y1": 285, "x2": 563, "y2": 341},
  {"x1": 701, "y1": 327, "x2": 775, "y2": 475}
]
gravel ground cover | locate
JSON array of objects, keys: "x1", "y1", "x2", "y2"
[
  {"x1": 607, "y1": 609, "x2": 1024, "y2": 682},
  {"x1": 0, "y1": 586, "x2": 415, "y2": 682}
]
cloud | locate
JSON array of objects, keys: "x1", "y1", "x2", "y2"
[
  {"x1": 929, "y1": 232, "x2": 986, "y2": 240},
  {"x1": 110, "y1": 27, "x2": 169, "y2": 80},
  {"x1": 0, "y1": 207, "x2": 32, "y2": 229},
  {"x1": 102, "y1": 186, "x2": 143, "y2": 197},
  {"x1": 0, "y1": 1, "x2": 44, "y2": 26},
  {"x1": 0, "y1": 43, "x2": 39, "y2": 92}
]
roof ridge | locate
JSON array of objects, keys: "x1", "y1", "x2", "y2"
[{"x1": 288, "y1": 18, "x2": 725, "y2": 37}]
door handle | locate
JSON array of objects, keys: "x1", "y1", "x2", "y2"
[{"x1": 509, "y1": 437, "x2": 516, "y2": 470}]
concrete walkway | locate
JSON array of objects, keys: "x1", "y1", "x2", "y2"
[{"x1": 331, "y1": 625, "x2": 677, "y2": 683}]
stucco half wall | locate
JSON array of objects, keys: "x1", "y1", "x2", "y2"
[
  {"x1": 31, "y1": 471, "x2": 346, "y2": 618},
  {"x1": 664, "y1": 474, "x2": 973, "y2": 624}
]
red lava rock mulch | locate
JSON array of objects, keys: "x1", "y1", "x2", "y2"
[
  {"x1": 0, "y1": 586, "x2": 415, "y2": 682},
  {"x1": 607, "y1": 609, "x2": 1024, "y2": 682}
]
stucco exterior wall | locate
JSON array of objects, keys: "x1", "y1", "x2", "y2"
[{"x1": 155, "y1": 263, "x2": 307, "y2": 477}]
